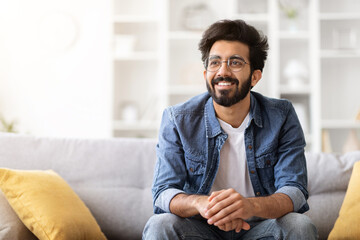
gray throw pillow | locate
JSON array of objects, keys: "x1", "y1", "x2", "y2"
[{"x1": 0, "y1": 190, "x2": 37, "y2": 240}]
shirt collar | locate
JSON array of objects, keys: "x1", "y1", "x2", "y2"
[
  {"x1": 204, "y1": 91, "x2": 263, "y2": 138},
  {"x1": 249, "y1": 91, "x2": 263, "y2": 128},
  {"x1": 204, "y1": 97, "x2": 222, "y2": 138}
]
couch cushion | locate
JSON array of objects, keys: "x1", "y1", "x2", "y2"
[
  {"x1": 74, "y1": 187, "x2": 153, "y2": 240},
  {"x1": 0, "y1": 190, "x2": 37, "y2": 240},
  {"x1": 0, "y1": 168, "x2": 106, "y2": 240},
  {"x1": 328, "y1": 161, "x2": 360, "y2": 239},
  {"x1": 305, "y1": 151, "x2": 360, "y2": 195},
  {"x1": 304, "y1": 192, "x2": 345, "y2": 240}
]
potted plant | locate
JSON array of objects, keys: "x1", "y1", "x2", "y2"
[{"x1": 0, "y1": 116, "x2": 17, "y2": 133}]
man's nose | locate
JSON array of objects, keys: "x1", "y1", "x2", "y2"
[{"x1": 217, "y1": 61, "x2": 232, "y2": 77}]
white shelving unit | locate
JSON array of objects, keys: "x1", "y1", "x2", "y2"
[
  {"x1": 111, "y1": 0, "x2": 166, "y2": 138},
  {"x1": 317, "y1": 0, "x2": 360, "y2": 153},
  {"x1": 111, "y1": 0, "x2": 360, "y2": 153}
]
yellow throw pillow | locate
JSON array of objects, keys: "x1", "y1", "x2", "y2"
[
  {"x1": 328, "y1": 161, "x2": 360, "y2": 239},
  {"x1": 0, "y1": 168, "x2": 107, "y2": 240}
]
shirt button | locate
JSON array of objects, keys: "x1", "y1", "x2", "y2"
[
  {"x1": 189, "y1": 168, "x2": 194, "y2": 172},
  {"x1": 248, "y1": 145, "x2": 253, "y2": 150},
  {"x1": 256, "y1": 192, "x2": 261, "y2": 196},
  {"x1": 266, "y1": 160, "x2": 271, "y2": 165},
  {"x1": 250, "y1": 170, "x2": 255, "y2": 174}
]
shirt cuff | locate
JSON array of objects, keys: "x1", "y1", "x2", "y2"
[
  {"x1": 154, "y1": 188, "x2": 185, "y2": 213},
  {"x1": 275, "y1": 186, "x2": 307, "y2": 212}
]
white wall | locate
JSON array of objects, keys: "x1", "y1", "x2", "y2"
[{"x1": 0, "y1": 0, "x2": 112, "y2": 138}]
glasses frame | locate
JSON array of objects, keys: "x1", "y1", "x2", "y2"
[{"x1": 205, "y1": 55, "x2": 250, "y2": 72}]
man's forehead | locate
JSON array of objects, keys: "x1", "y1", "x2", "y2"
[{"x1": 209, "y1": 40, "x2": 249, "y2": 59}]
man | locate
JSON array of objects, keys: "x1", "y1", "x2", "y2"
[{"x1": 143, "y1": 19, "x2": 318, "y2": 239}]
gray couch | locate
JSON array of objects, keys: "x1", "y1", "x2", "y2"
[{"x1": 0, "y1": 133, "x2": 359, "y2": 239}]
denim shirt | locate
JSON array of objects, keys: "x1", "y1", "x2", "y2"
[{"x1": 152, "y1": 91, "x2": 309, "y2": 215}]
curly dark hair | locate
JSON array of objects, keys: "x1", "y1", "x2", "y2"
[{"x1": 199, "y1": 19, "x2": 269, "y2": 72}]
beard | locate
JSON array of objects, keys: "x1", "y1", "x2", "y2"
[{"x1": 206, "y1": 74, "x2": 252, "y2": 107}]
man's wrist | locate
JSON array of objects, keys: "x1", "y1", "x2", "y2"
[
  {"x1": 247, "y1": 193, "x2": 293, "y2": 219},
  {"x1": 247, "y1": 197, "x2": 260, "y2": 217},
  {"x1": 170, "y1": 193, "x2": 208, "y2": 218},
  {"x1": 192, "y1": 195, "x2": 208, "y2": 213}
]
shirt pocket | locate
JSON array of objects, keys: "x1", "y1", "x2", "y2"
[
  {"x1": 184, "y1": 152, "x2": 206, "y2": 175},
  {"x1": 184, "y1": 151, "x2": 206, "y2": 192},
  {"x1": 254, "y1": 151, "x2": 277, "y2": 192}
]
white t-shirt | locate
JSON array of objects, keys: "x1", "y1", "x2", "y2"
[{"x1": 210, "y1": 113, "x2": 255, "y2": 198}]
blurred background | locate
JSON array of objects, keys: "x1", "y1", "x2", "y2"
[{"x1": 0, "y1": 0, "x2": 359, "y2": 153}]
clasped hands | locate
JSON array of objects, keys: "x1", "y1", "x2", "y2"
[{"x1": 197, "y1": 188, "x2": 252, "y2": 233}]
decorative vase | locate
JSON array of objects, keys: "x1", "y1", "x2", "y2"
[
  {"x1": 342, "y1": 130, "x2": 360, "y2": 153},
  {"x1": 283, "y1": 59, "x2": 308, "y2": 88}
]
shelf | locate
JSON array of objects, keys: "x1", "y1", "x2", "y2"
[
  {"x1": 113, "y1": 120, "x2": 159, "y2": 131},
  {"x1": 279, "y1": 85, "x2": 312, "y2": 95},
  {"x1": 231, "y1": 13, "x2": 269, "y2": 22},
  {"x1": 113, "y1": 15, "x2": 158, "y2": 23},
  {"x1": 168, "y1": 31, "x2": 202, "y2": 40},
  {"x1": 279, "y1": 31, "x2": 310, "y2": 40},
  {"x1": 320, "y1": 49, "x2": 360, "y2": 58},
  {"x1": 320, "y1": 13, "x2": 360, "y2": 20},
  {"x1": 168, "y1": 85, "x2": 206, "y2": 95},
  {"x1": 322, "y1": 119, "x2": 360, "y2": 129},
  {"x1": 114, "y1": 52, "x2": 159, "y2": 60}
]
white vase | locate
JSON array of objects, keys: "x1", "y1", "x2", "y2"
[{"x1": 342, "y1": 130, "x2": 360, "y2": 153}]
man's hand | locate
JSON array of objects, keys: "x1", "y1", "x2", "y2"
[
  {"x1": 193, "y1": 191, "x2": 250, "y2": 233},
  {"x1": 204, "y1": 189, "x2": 252, "y2": 231},
  {"x1": 203, "y1": 188, "x2": 293, "y2": 232},
  {"x1": 170, "y1": 192, "x2": 250, "y2": 232}
]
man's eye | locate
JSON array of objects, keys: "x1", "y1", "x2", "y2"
[
  {"x1": 230, "y1": 60, "x2": 243, "y2": 66},
  {"x1": 209, "y1": 61, "x2": 220, "y2": 66}
]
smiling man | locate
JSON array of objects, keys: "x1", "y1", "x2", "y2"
[{"x1": 143, "y1": 19, "x2": 318, "y2": 240}]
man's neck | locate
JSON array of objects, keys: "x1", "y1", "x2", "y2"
[{"x1": 213, "y1": 93, "x2": 251, "y2": 128}]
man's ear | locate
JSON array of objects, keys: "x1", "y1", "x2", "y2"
[
  {"x1": 251, "y1": 70, "x2": 262, "y2": 88},
  {"x1": 203, "y1": 70, "x2": 207, "y2": 81}
]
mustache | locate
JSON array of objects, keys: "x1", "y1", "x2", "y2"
[{"x1": 212, "y1": 77, "x2": 239, "y2": 85}]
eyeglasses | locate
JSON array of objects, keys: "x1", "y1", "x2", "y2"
[{"x1": 205, "y1": 55, "x2": 249, "y2": 72}]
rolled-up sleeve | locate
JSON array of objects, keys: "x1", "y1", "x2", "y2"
[
  {"x1": 276, "y1": 186, "x2": 307, "y2": 212},
  {"x1": 155, "y1": 188, "x2": 185, "y2": 213}
]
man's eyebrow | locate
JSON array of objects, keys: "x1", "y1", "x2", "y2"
[
  {"x1": 209, "y1": 55, "x2": 221, "y2": 60},
  {"x1": 229, "y1": 55, "x2": 245, "y2": 60},
  {"x1": 209, "y1": 54, "x2": 246, "y2": 60}
]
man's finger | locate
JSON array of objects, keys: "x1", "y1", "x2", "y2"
[
  {"x1": 207, "y1": 189, "x2": 233, "y2": 210},
  {"x1": 208, "y1": 190, "x2": 224, "y2": 202},
  {"x1": 242, "y1": 221, "x2": 250, "y2": 230}
]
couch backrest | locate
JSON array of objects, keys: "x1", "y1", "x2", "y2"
[
  {"x1": 0, "y1": 133, "x2": 157, "y2": 189},
  {"x1": 305, "y1": 151, "x2": 360, "y2": 195},
  {"x1": 0, "y1": 133, "x2": 158, "y2": 240}
]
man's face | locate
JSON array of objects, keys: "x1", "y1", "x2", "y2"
[{"x1": 204, "y1": 40, "x2": 253, "y2": 107}]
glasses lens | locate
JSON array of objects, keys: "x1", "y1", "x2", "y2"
[
  {"x1": 207, "y1": 59, "x2": 221, "y2": 72},
  {"x1": 229, "y1": 59, "x2": 246, "y2": 72}
]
